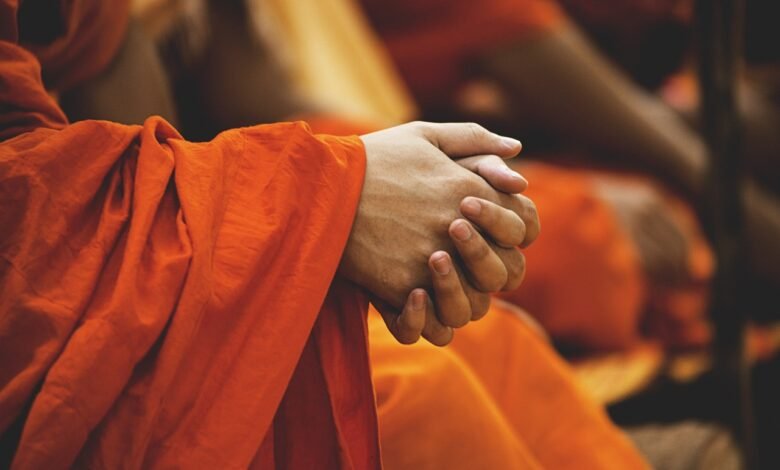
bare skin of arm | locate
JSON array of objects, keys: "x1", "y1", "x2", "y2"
[
  {"x1": 480, "y1": 21, "x2": 780, "y2": 286},
  {"x1": 481, "y1": 21, "x2": 708, "y2": 198}
]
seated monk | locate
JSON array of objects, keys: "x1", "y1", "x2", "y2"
[{"x1": 0, "y1": 0, "x2": 560, "y2": 467}]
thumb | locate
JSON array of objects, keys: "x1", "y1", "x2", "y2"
[{"x1": 418, "y1": 122, "x2": 522, "y2": 159}]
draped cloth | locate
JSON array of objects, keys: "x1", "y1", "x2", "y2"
[
  {"x1": 0, "y1": 1, "x2": 378, "y2": 467},
  {"x1": 370, "y1": 301, "x2": 650, "y2": 469}
]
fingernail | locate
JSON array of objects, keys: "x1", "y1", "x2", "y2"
[
  {"x1": 432, "y1": 253, "x2": 451, "y2": 275},
  {"x1": 451, "y1": 220, "x2": 472, "y2": 241},
  {"x1": 461, "y1": 198, "x2": 481, "y2": 217},
  {"x1": 503, "y1": 166, "x2": 528, "y2": 185},
  {"x1": 412, "y1": 290, "x2": 426, "y2": 310},
  {"x1": 500, "y1": 137, "x2": 522, "y2": 152}
]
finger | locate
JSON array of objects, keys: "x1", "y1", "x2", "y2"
[
  {"x1": 460, "y1": 197, "x2": 526, "y2": 248},
  {"x1": 415, "y1": 122, "x2": 522, "y2": 159},
  {"x1": 373, "y1": 289, "x2": 428, "y2": 345},
  {"x1": 496, "y1": 246, "x2": 527, "y2": 291},
  {"x1": 397, "y1": 289, "x2": 427, "y2": 343},
  {"x1": 458, "y1": 273, "x2": 493, "y2": 321},
  {"x1": 494, "y1": 193, "x2": 540, "y2": 248},
  {"x1": 456, "y1": 154, "x2": 528, "y2": 194},
  {"x1": 429, "y1": 251, "x2": 472, "y2": 328},
  {"x1": 421, "y1": 296, "x2": 455, "y2": 346},
  {"x1": 449, "y1": 219, "x2": 508, "y2": 291}
]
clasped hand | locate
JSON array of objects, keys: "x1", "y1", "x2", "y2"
[{"x1": 340, "y1": 122, "x2": 540, "y2": 346}]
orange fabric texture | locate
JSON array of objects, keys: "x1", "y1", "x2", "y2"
[
  {"x1": 498, "y1": 163, "x2": 647, "y2": 350},
  {"x1": 498, "y1": 163, "x2": 714, "y2": 351},
  {"x1": 0, "y1": 5, "x2": 379, "y2": 467},
  {"x1": 369, "y1": 300, "x2": 649, "y2": 469},
  {"x1": 361, "y1": 0, "x2": 563, "y2": 108},
  {"x1": 296, "y1": 113, "x2": 379, "y2": 137}
]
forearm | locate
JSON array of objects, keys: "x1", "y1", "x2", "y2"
[{"x1": 481, "y1": 21, "x2": 707, "y2": 198}]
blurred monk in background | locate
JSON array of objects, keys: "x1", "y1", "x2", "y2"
[{"x1": 360, "y1": 0, "x2": 780, "y2": 351}]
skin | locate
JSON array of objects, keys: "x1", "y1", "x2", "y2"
[
  {"x1": 350, "y1": 122, "x2": 539, "y2": 345},
  {"x1": 479, "y1": 21, "x2": 780, "y2": 287}
]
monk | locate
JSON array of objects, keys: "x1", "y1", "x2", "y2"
[{"x1": 0, "y1": 0, "x2": 553, "y2": 467}]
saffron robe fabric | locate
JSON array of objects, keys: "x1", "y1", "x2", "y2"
[
  {"x1": 0, "y1": 1, "x2": 378, "y2": 467},
  {"x1": 500, "y1": 163, "x2": 713, "y2": 351},
  {"x1": 360, "y1": 0, "x2": 564, "y2": 109},
  {"x1": 369, "y1": 301, "x2": 650, "y2": 469}
]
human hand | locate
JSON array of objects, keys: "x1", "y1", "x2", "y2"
[{"x1": 342, "y1": 122, "x2": 539, "y2": 345}]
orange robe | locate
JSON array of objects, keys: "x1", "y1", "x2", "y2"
[
  {"x1": 0, "y1": 2, "x2": 378, "y2": 467},
  {"x1": 499, "y1": 163, "x2": 713, "y2": 351},
  {"x1": 498, "y1": 163, "x2": 647, "y2": 350},
  {"x1": 370, "y1": 301, "x2": 649, "y2": 469},
  {"x1": 360, "y1": 0, "x2": 564, "y2": 109}
]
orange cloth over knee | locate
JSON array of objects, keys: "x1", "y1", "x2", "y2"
[
  {"x1": 369, "y1": 300, "x2": 649, "y2": 469},
  {"x1": 498, "y1": 163, "x2": 646, "y2": 350},
  {"x1": 498, "y1": 163, "x2": 713, "y2": 351}
]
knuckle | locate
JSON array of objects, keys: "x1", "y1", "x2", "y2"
[
  {"x1": 395, "y1": 331, "x2": 418, "y2": 345},
  {"x1": 503, "y1": 251, "x2": 526, "y2": 290},
  {"x1": 435, "y1": 285, "x2": 472, "y2": 328},
  {"x1": 409, "y1": 121, "x2": 433, "y2": 139},
  {"x1": 528, "y1": 207, "x2": 540, "y2": 231},
  {"x1": 487, "y1": 154, "x2": 504, "y2": 165},
  {"x1": 437, "y1": 305, "x2": 468, "y2": 330},
  {"x1": 466, "y1": 121, "x2": 482, "y2": 134},
  {"x1": 482, "y1": 266, "x2": 508, "y2": 292},
  {"x1": 408, "y1": 120, "x2": 427, "y2": 130},
  {"x1": 461, "y1": 174, "x2": 488, "y2": 198},
  {"x1": 511, "y1": 217, "x2": 527, "y2": 246},
  {"x1": 447, "y1": 306, "x2": 471, "y2": 328},
  {"x1": 464, "y1": 122, "x2": 488, "y2": 145},
  {"x1": 522, "y1": 197, "x2": 539, "y2": 221},
  {"x1": 426, "y1": 328, "x2": 453, "y2": 347},
  {"x1": 395, "y1": 268, "x2": 416, "y2": 292}
]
